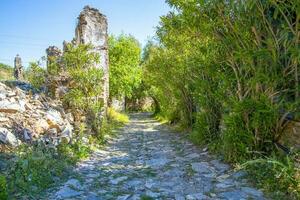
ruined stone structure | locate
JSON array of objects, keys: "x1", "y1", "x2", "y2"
[
  {"x1": 45, "y1": 46, "x2": 68, "y2": 98},
  {"x1": 46, "y1": 46, "x2": 62, "y2": 69},
  {"x1": 45, "y1": 6, "x2": 109, "y2": 117},
  {"x1": 14, "y1": 54, "x2": 23, "y2": 80},
  {"x1": 75, "y1": 6, "x2": 109, "y2": 110}
]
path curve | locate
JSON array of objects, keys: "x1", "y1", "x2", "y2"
[{"x1": 48, "y1": 113, "x2": 265, "y2": 200}]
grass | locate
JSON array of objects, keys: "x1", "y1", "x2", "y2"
[
  {"x1": 108, "y1": 107, "x2": 129, "y2": 125},
  {"x1": 240, "y1": 156, "x2": 300, "y2": 200}
]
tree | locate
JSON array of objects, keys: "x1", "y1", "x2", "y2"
[{"x1": 109, "y1": 34, "x2": 142, "y2": 100}]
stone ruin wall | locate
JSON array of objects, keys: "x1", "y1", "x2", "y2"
[
  {"x1": 75, "y1": 6, "x2": 109, "y2": 111},
  {"x1": 46, "y1": 6, "x2": 109, "y2": 115}
]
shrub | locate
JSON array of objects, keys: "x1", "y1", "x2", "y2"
[
  {"x1": 0, "y1": 175, "x2": 8, "y2": 200},
  {"x1": 7, "y1": 137, "x2": 93, "y2": 198},
  {"x1": 7, "y1": 144, "x2": 70, "y2": 196},
  {"x1": 25, "y1": 62, "x2": 46, "y2": 89},
  {"x1": 242, "y1": 156, "x2": 300, "y2": 199},
  {"x1": 222, "y1": 97, "x2": 279, "y2": 163}
]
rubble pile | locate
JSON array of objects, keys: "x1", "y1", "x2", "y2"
[{"x1": 0, "y1": 81, "x2": 74, "y2": 149}]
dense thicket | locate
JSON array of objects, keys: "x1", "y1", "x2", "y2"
[
  {"x1": 142, "y1": 0, "x2": 299, "y2": 197},
  {"x1": 109, "y1": 34, "x2": 142, "y2": 101}
]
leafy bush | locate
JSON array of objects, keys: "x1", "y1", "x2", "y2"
[
  {"x1": 141, "y1": 0, "x2": 300, "y2": 197},
  {"x1": 7, "y1": 143, "x2": 70, "y2": 197},
  {"x1": 25, "y1": 62, "x2": 46, "y2": 89},
  {"x1": 7, "y1": 136, "x2": 93, "y2": 198},
  {"x1": 242, "y1": 156, "x2": 300, "y2": 199},
  {"x1": 62, "y1": 44, "x2": 104, "y2": 137},
  {"x1": 109, "y1": 34, "x2": 142, "y2": 100},
  {"x1": 222, "y1": 97, "x2": 280, "y2": 162}
]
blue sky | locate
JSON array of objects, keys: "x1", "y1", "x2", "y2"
[{"x1": 0, "y1": 0, "x2": 170, "y2": 67}]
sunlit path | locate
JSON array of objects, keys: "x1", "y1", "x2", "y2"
[{"x1": 46, "y1": 113, "x2": 265, "y2": 200}]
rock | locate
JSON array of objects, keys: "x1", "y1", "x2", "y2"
[
  {"x1": 0, "y1": 117, "x2": 9, "y2": 122},
  {"x1": 110, "y1": 176, "x2": 128, "y2": 185},
  {"x1": 216, "y1": 181, "x2": 234, "y2": 189},
  {"x1": 146, "y1": 190, "x2": 160, "y2": 198},
  {"x1": 186, "y1": 193, "x2": 209, "y2": 200},
  {"x1": 186, "y1": 153, "x2": 200, "y2": 159},
  {"x1": 23, "y1": 129, "x2": 32, "y2": 140},
  {"x1": 146, "y1": 158, "x2": 169, "y2": 167},
  {"x1": 219, "y1": 190, "x2": 248, "y2": 200},
  {"x1": 60, "y1": 123, "x2": 73, "y2": 144},
  {"x1": 56, "y1": 186, "x2": 82, "y2": 199},
  {"x1": 191, "y1": 162, "x2": 212, "y2": 174},
  {"x1": 0, "y1": 93, "x2": 6, "y2": 100},
  {"x1": 65, "y1": 178, "x2": 82, "y2": 189},
  {"x1": 175, "y1": 194, "x2": 185, "y2": 200},
  {"x1": 117, "y1": 194, "x2": 131, "y2": 200},
  {"x1": 55, "y1": 86, "x2": 68, "y2": 99},
  {"x1": 0, "y1": 99, "x2": 25, "y2": 113},
  {"x1": 46, "y1": 109, "x2": 63, "y2": 126},
  {"x1": 232, "y1": 170, "x2": 247, "y2": 179},
  {"x1": 47, "y1": 128, "x2": 58, "y2": 136},
  {"x1": 241, "y1": 187, "x2": 264, "y2": 197},
  {"x1": 65, "y1": 112, "x2": 74, "y2": 123},
  {"x1": 7, "y1": 91, "x2": 16, "y2": 97},
  {"x1": 34, "y1": 119, "x2": 50, "y2": 135},
  {"x1": 210, "y1": 159, "x2": 230, "y2": 173},
  {"x1": 145, "y1": 179, "x2": 155, "y2": 189},
  {"x1": 0, "y1": 127, "x2": 18, "y2": 146}
]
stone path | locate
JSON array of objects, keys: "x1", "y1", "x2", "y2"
[{"x1": 48, "y1": 113, "x2": 265, "y2": 200}]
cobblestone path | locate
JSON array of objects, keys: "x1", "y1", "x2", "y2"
[{"x1": 48, "y1": 113, "x2": 265, "y2": 200}]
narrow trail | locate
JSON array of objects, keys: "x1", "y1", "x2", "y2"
[{"x1": 48, "y1": 113, "x2": 265, "y2": 200}]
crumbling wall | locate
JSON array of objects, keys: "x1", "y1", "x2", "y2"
[
  {"x1": 46, "y1": 46, "x2": 62, "y2": 68},
  {"x1": 45, "y1": 46, "x2": 69, "y2": 99},
  {"x1": 75, "y1": 6, "x2": 109, "y2": 111},
  {"x1": 14, "y1": 54, "x2": 23, "y2": 80}
]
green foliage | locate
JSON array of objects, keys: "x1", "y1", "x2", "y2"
[
  {"x1": 109, "y1": 34, "x2": 142, "y2": 99},
  {"x1": 62, "y1": 44, "x2": 104, "y2": 136},
  {"x1": 0, "y1": 175, "x2": 8, "y2": 200},
  {"x1": 7, "y1": 143, "x2": 70, "y2": 197},
  {"x1": 25, "y1": 62, "x2": 46, "y2": 89},
  {"x1": 108, "y1": 107, "x2": 129, "y2": 124},
  {"x1": 142, "y1": 0, "x2": 300, "y2": 197},
  {"x1": 242, "y1": 156, "x2": 300, "y2": 199},
  {"x1": 6, "y1": 135, "x2": 94, "y2": 198},
  {"x1": 222, "y1": 96, "x2": 281, "y2": 162},
  {"x1": 0, "y1": 63, "x2": 13, "y2": 80}
]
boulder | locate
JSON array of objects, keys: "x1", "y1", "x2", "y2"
[
  {"x1": 60, "y1": 123, "x2": 73, "y2": 144},
  {"x1": 46, "y1": 109, "x2": 63, "y2": 127},
  {"x1": 34, "y1": 119, "x2": 50, "y2": 135},
  {"x1": 0, "y1": 128, "x2": 18, "y2": 146},
  {"x1": 0, "y1": 99, "x2": 25, "y2": 113}
]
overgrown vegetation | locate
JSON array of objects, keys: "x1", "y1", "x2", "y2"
[
  {"x1": 0, "y1": 63, "x2": 13, "y2": 80},
  {"x1": 1, "y1": 43, "x2": 132, "y2": 199},
  {"x1": 142, "y1": 0, "x2": 300, "y2": 198},
  {"x1": 108, "y1": 34, "x2": 142, "y2": 108},
  {"x1": 2, "y1": 108, "x2": 129, "y2": 199},
  {"x1": 25, "y1": 61, "x2": 46, "y2": 89}
]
